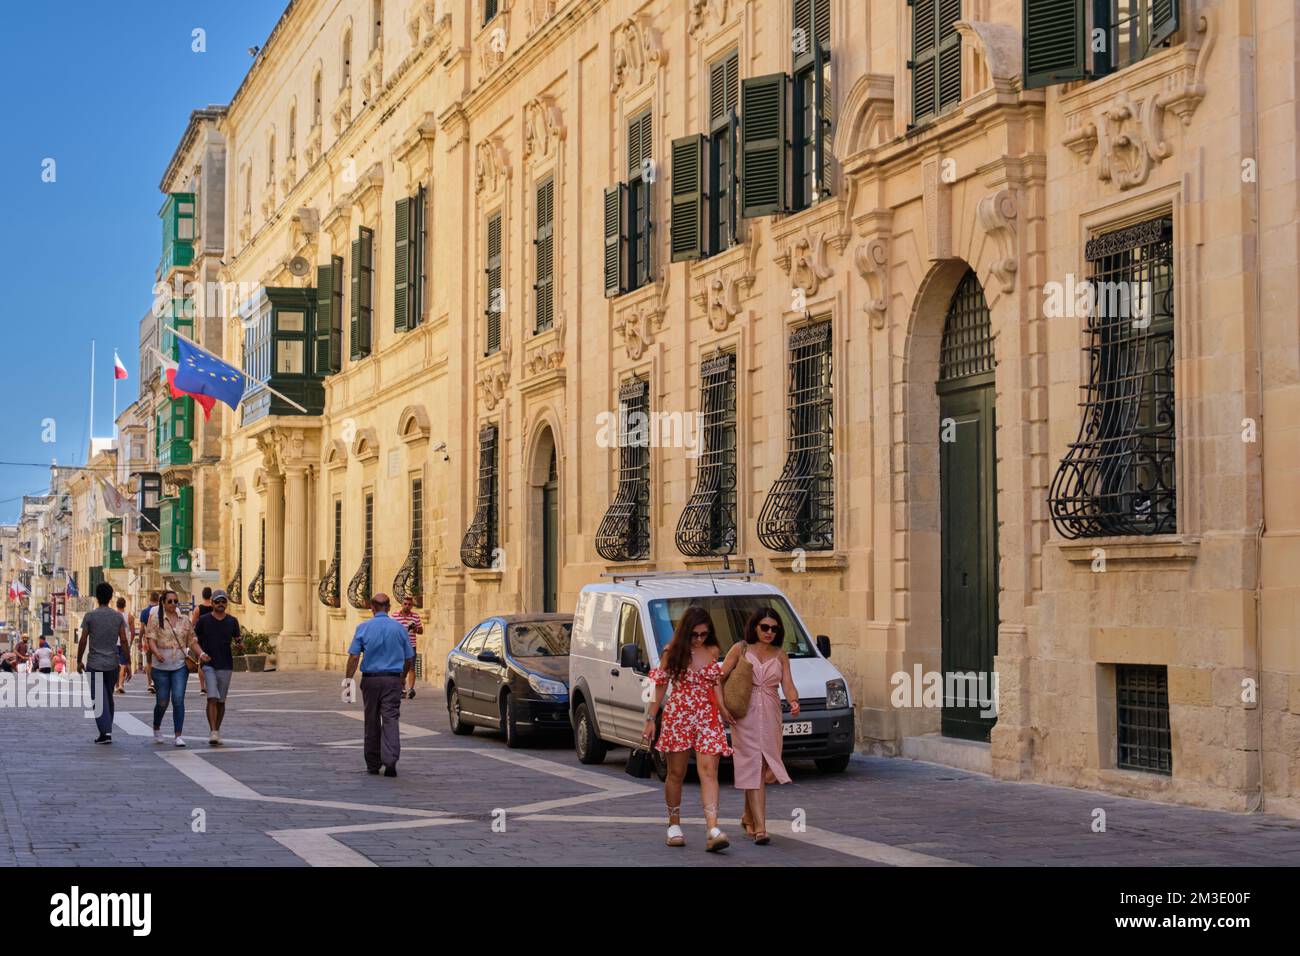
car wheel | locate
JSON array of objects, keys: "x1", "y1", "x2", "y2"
[
  {"x1": 446, "y1": 686, "x2": 475, "y2": 736},
  {"x1": 501, "y1": 692, "x2": 523, "y2": 749},
  {"x1": 573, "y1": 701, "x2": 608, "y2": 765},
  {"x1": 815, "y1": 754, "x2": 851, "y2": 773}
]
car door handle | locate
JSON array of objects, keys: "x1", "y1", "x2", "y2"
[{"x1": 610, "y1": 668, "x2": 620, "y2": 677}]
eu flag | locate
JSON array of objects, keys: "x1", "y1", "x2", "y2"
[{"x1": 173, "y1": 337, "x2": 247, "y2": 412}]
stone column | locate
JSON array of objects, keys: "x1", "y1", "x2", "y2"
[
  {"x1": 281, "y1": 465, "x2": 310, "y2": 639},
  {"x1": 264, "y1": 470, "x2": 285, "y2": 636}
]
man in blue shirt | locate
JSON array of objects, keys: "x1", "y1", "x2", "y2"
[{"x1": 345, "y1": 593, "x2": 415, "y2": 777}]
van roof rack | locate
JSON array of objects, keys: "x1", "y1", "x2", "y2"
[{"x1": 600, "y1": 557, "x2": 761, "y2": 587}]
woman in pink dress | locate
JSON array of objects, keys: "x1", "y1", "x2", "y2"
[
  {"x1": 643, "y1": 605, "x2": 732, "y2": 852},
  {"x1": 721, "y1": 607, "x2": 800, "y2": 845}
]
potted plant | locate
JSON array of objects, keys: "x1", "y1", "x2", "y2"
[{"x1": 233, "y1": 627, "x2": 273, "y2": 672}]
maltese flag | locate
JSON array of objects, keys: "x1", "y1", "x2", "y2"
[{"x1": 113, "y1": 351, "x2": 129, "y2": 380}]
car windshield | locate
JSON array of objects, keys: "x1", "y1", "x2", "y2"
[
  {"x1": 646, "y1": 596, "x2": 815, "y2": 658},
  {"x1": 507, "y1": 621, "x2": 572, "y2": 658}
]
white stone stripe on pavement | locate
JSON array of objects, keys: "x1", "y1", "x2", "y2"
[
  {"x1": 266, "y1": 818, "x2": 469, "y2": 867},
  {"x1": 469, "y1": 747, "x2": 655, "y2": 794},
  {"x1": 511, "y1": 815, "x2": 969, "y2": 867},
  {"x1": 240, "y1": 708, "x2": 440, "y2": 737}
]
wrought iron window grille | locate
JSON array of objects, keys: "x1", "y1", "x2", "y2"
[
  {"x1": 249, "y1": 520, "x2": 266, "y2": 606},
  {"x1": 939, "y1": 269, "x2": 996, "y2": 385},
  {"x1": 596, "y1": 378, "x2": 652, "y2": 562},
  {"x1": 676, "y1": 352, "x2": 737, "y2": 557},
  {"x1": 1116, "y1": 664, "x2": 1172, "y2": 774},
  {"x1": 461, "y1": 425, "x2": 499, "y2": 569},
  {"x1": 1049, "y1": 217, "x2": 1175, "y2": 539},
  {"x1": 319, "y1": 500, "x2": 342, "y2": 608},
  {"x1": 347, "y1": 494, "x2": 374, "y2": 609},
  {"x1": 226, "y1": 526, "x2": 243, "y2": 604},
  {"x1": 394, "y1": 478, "x2": 423, "y2": 603},
  {"x1": 757, "y1": 321, "x2": 834, "y2": 552}
]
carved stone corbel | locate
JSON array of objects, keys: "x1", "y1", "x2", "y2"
[
  {"x1": 610, "y1": 15, "x2": 665, "y2": 92},
  {"x1": 976, "y1": 189, "x2": 1018, "y2": 294},
  {"x1": 475, "y1": 138, "x2": 511, "y2": 193},
  {"x1": 778, "y1": 231, "x2": 834, "y2": 297},
  {"x1": 688, "y1": 0, "x2": 730, "y2": 37},
  {"x1": 855, "y1": 237, "x2": 890, "y2": 329},
  {"x1": 522, "y1": 95, "x2": 566, "y2": 161}
]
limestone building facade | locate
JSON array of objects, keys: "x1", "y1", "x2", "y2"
[{"x1": 202, "y1": 0, "x2": 1300, "y2": 816}]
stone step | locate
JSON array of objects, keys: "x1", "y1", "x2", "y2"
[{"x1": 901, "y1": 733, "x2": 992, "y2": 775}]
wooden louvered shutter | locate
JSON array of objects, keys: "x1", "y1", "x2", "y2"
[
  {"x1": 604, "y1": 184, "x2": 627, "y2": 298},
  {"x1": 355, "y1": 226, "x2": 373, "y2": 357},
  {"x1": 741, "y1": 73, "x2": 789, "y2": 218},
  {"x1": 1151, "y1": 0, "x2": 1180, "y2": 47},
  {"x1": 911, "y1": 0, "x2": 937, "y2": 123},
  {"x1": 485, "y1": 213, "x2": 502, "y2": 354},
  {"x1": 329, "y1": 253, "x2": 343, "y2": 369},
  {"x1": 350, "y1": 236, "x2": 362, "y2": 358},
  {"x1": 671, "y1": 135, "x2": 707, "y2": 262},
  {"x1": 936, "y1": 0, "x2": 962, "y2": 113},
  {"x1": 1023, "y1": 0, "x2": 1087, "y2": 89},
  {"x1": 534, "y1": 179, "x2": 554, "y2": 332},
  {"x1": 394, "y1": 197, "x2": 410, "y2": 332},
  {"x1": 413, "y1": 184, "x2": 426, "y2": 328},
  {"x1": 315, "y1": 262, "x2": 335, "y2": 375}
]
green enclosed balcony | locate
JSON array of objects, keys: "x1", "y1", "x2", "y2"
[
  {"x1": 159, "y1": 486, "x2": 194, "y2": 575},
  {"x1": 241, "y1": 286, "x2": 325, "y2": 426},
  {"x1": 160, "y1": 193, "x2": 196, "y2": 276},
  {"x1": 103, "y1": 518, "x2": 125, "y2": 570},
  {"x1": 161, "y1": 302, "x2": 194, "y2": 362},
  {"x1": 156, "y1": 396, "x2": 194, "y2": 468}
]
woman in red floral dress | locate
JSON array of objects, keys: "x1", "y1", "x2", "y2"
[{"x1": 642, "y1": 605, "x2": 733, "y2": 852}]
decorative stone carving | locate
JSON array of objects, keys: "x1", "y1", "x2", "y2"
[
  {"x1": 855, "y1": 237, "x2": 890, "y2": 329},
  {"x1": 477, "y1": 364, "x2": 510, "y2": 411},
  {"x1": 952, "y1": 20, "x2": 1022, "y2": 93},
  {"x1": 305, "y1": 122, "x2": 322, "y2": 167},
  {"x1": 524, "y1": 313, "x2": 566, "y2": 376},
  {"x1": 832, "y1": 73, "x2": 895, "y2": 161},
  {"x1": 522, "y1": 96, "x2": 565, "y2": 160},
  {"x1": 289, "y1": 207, "x2": 319, "y2": 254},
  {"x1": 350, "y1": 427, "x2": 380, "y2": 463},
  {"x1": 477, "y1": 11, "x2": 509, "y2": 74},
  {"x1": 776, "y1": 230, "x2": 835, "y2": 297},
  {"x1": 613, "y1": 279, "x2": 669, "y2": 360},
  {"x1": 361, "y1": 39, "x2": 383, "y2": 102},
  {"x1": 524, "y1": 0, "x2": 557, "y2": 36},
  {"x1": 688, "y1": 0, "x2": 730, "y2": 37},
  {"x1": 692, "y1": 222, "x2": 761, "y2": 332},
  {"x1": 331, "y1": 81, "x2": 353, "y2": 135},
  {"x1": 475, "y1": 137, "x2": 511, "y2": 193},
  {"x1": 610, "y1": 15, "x2": 665, "y2": 92},
  {"x1": 1061, "y1": 11, "x2": 1215, "y2": 191},
  {"x1": 976, "y1": 189, "x2": 1018, "y2": 294}
]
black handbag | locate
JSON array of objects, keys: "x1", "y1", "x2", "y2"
[{"x1": 626, "y1": 735, "x2": 656, "y2": 779}]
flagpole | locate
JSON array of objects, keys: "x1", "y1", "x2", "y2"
[
  {"x1": 112, "y1": 351, "x2": 118, "y2": 442},
  {"x1": 160, "y1": 326, "x2": 309, "y2": 415},
  {"x1": 87, "y1": 339, "x2": 96, "y2": 460}
]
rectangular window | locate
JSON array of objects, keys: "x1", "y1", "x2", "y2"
[
  {"x1": 364, "y1": 494, "x2": 374, "y2": 560},
  {"x1": 911, "y1": 0, "x2": 962, "y2": 126},
  {"x1": 1048, "y1": 217, "x2": 1175, "y2": 538},
  {"x1": 1116, "y1": 664, "x2": 1172, "y2": 774},
  {"x1": 758, "y1": 321, "x2": 834, "y2": 551},
  {"x1": 627, "y1": 110, "x2": 653, "y2": 292},
  {"x1": 334, "y1": 499, "x2": 342, "y2": 567},
  {"x1": 395, "y1": 186, "x2": 427, "y2": 333},
  {"x1": 534, "y1": 178, "x2": 555, "y2": 332},
  {"x1": 411, "y1": 477, "x2": 423, "y2": 551},
  {"x1": 675, "y1": 353, "x2": 737, "y2": 556},
  {"x1": 709, "y1": 51, "x2": 739, "y2": 254},
  {"x1": 1022, "y1": 0, "x2": 1179, "y2": 88},
  {"x1": 595, "y1": 378, "x2": 651, "y2": 562},
  {"x1": 315, "y1": 257, "x2": 343, "y2": 374},
  {"x1": 484, "y1": 0, "x2": 499, "y2": 25},
  {"x1": 485, "y1": 212, "x2": 502, "y2": 354},
  {"x1": 792, "y1": 0, "x2": 832, "y2": 207},
  {"x1": 350, "y1": 226, "x2": 374, "y2": 359},
  {"x1": 461, "y1": 425, "x2": 499, "y2": 569}
]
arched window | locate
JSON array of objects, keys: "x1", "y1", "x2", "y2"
[
  {"x1": 313, "y1": 69, "x2": 322, "y2": 125},
  {"x1": 287, "y1": 104, "x2": 296, "y2": 157},
  {"x1": 267, "y1": 133, "x2": 276, "y2": 184},
  {"x1": 371, "y1": 0, "x2": 382, "y2": 51},
  {"x1": 939, "y1": 268, "x2": 995, "y2": 385},
  {"x1": 341, "y1": 28, "x2": 352, "y2": 87}
]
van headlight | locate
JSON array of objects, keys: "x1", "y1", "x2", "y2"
[
  {"x1": 528, "y1": 674, "x2": 567, "y2": 697},
  {"x1": 826, "y1": 678, "x2": 849, "y2": 709}
]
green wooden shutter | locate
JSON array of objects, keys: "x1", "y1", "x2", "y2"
[
  {"x1": 394, "y1": 197, "x2": 410, "y2": 332},
  {"x1": 1023, "y1": 0, "x2": 1086, "y2": 89},
  {"x1": 937, "y1": 0, "x2": 962, "y2": 112},
  {"x1": 350, "y1": 236, "x2": 362, "y2": 358},
  {"x1": 315, "y1": 262, "x2": 334, "y2": 374},
  {"x1": 671, "y1": 134, "x2": 707, "y2": 262},
  {"x1": 485, "y1": 213, "x2": 502, "y2": 354},
  {"x1": 534, "y1": 179, "x2": 555, "y2": 332},
  {"x1": 1151, "y1": 0, "x2": 1180, "y2": 47},
  {"x1": 911, "y1": 0, "x2": 937, "y2": 123},
  {"x1": 603, "y1": 184, "x2": 627, "y2": 298},
  {"x1": 413, "y1": 184, "x2": 427, "y2": 328},
  {"x1": 359, "y1": 226, "x2": 373, "y2": 356},
  {"x1": 813, "y1": 38, "x2": 832, "y2": 199},
  {"x1": 813, "y1": 0, "x2": 831, "y2": 49},
  {"x1": 330, "y1": 254, "x2": 344, "y2": 369},
  {"x1": 741, "y1": 73, "x2": 789, "y2": 218}
]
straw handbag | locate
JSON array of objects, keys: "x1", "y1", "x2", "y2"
[{"x1": 722, "y1": 645, "x2": 754, "y2": 719}]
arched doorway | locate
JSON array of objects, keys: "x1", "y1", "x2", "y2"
[
  {"x1": 937, "y1": 269, "x2": 999, "y2": 741},
  {"x1": 527, "y1": 424, "x2": 559, "y2": 614}
]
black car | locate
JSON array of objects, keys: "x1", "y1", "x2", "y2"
[{"x1": 445, "y1": 614, "x2": 573, "y2": 748}]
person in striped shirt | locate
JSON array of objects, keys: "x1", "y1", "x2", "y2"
[{"x1": 389, "y1": 595, "x2": 423, "y2": 700}]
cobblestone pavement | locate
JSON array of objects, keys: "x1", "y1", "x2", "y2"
[{"x1": 2, "y1": 670, "x2": 1299, "y2": 867}]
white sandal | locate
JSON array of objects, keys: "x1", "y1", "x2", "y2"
[{"x1": 666, "y1": 806, "x2": 685, "y2": 846}]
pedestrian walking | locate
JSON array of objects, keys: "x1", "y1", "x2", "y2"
[
  {"x1": 14, "y1": 639, "x2": 29, "y2": 673},
  {"x1": 389, "y1": 595, "x2": 423, "y2": 699},
  {"x1": 114, "y1": 597, "x2": 132, "y2": 692},
  {"x1": 32, "y1": 637, "x2": 54, "y2": 674},
  {"x1": 344, "y1": 593, "x2": 414, "y2": 777},
  {"x1": 0, "y1": 647, "x2": 17, "y2": 672},
  {"x1": 192, "y1": 586, "x2": 214, "y2": 697},
  {"x1": 140, "y1": 591, "x2": 160, "y2": 692},
  {"x1": 720, "y1": 608, "x2": 799, "y2": 846},
  {"x1": 643, "y1": 605, "x2": 732, "y2": 852},
  {"x1": 76, "y1": 582, "x2": 131, "y2": 744},
  {"x1": 52, "y1": 647, "x2": 67, "y2": 675},
  {"x1": 145, "y1": 589, "x2": 202, "y2": 747},
  {"x1": 193, "y1": 589, "x2": 239, "y2": 746}
]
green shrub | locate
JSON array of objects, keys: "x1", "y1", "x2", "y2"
[{"x1": 238, "y1": 627, "x2": 273, "y2": 656}]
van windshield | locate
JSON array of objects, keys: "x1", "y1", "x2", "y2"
[{"x1": 646, "y1": 596, "x2": 816, "y2": 658}]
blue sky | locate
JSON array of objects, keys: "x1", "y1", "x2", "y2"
[{"x1": 0, "y1": 1, "x2": 284, "y2": 521}]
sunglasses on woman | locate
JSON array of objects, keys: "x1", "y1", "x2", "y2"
[{"x1": 757, "y1": 623, "x2": 780, "y2": 634}]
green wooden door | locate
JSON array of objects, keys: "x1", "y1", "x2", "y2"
[
  {"x1": 542, "y1": 449, "x2": 558, "y2": 614},
  {"x1": 937, "y1": 269, "x2": 999, "y2": 741}
]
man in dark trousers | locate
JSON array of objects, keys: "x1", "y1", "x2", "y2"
[
  {"x1": 77, "y1": 581, "x2": 131, "y2": 744},
  {"x1": 344, "y1": 593, "x2": 414, "y2": 777}
]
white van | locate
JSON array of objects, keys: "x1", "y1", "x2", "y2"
[{"x1": 568, "y1": 572, "x2": 854, "y2": 773}]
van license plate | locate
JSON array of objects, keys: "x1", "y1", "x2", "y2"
[{"x1": 782, "y1": 721, "x2": 812, "y2": 737}]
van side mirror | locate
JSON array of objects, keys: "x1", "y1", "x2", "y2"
[
  {"x1": 619, "y1": 643, "x2": 643, "y2": 671},
  {"x1": 816, "y1": 635, "x2": 831, "y2": 658}
]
